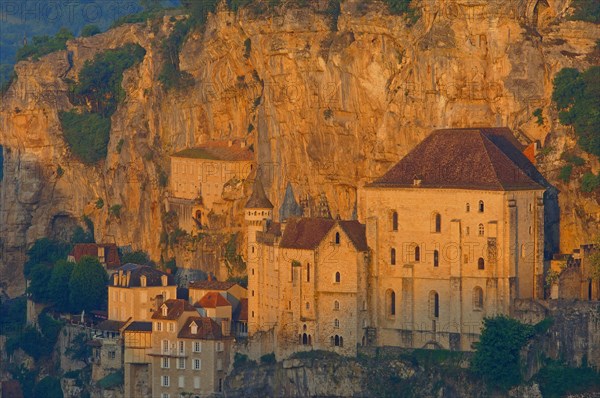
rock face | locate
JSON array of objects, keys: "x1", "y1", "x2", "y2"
[{"x1": 1, "y1": 0, "x2": 599, "y2": 296}]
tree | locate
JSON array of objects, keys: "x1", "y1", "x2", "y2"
[
  {"x1": 69, "y1": 256, "x2": 107, "y2": 313},
  {"x1": 24, "y1": 238, "x2": 71, "y2": 278},
  {"x1": 28, "y1": 263, "x2": 52, "y2": 302},
  {"x1": 81, "y1": 24, "x2": 101, "y2": 37},
  {"x1": 121, "y1": 250, "x2": 150, "y2": 265},
  {"x1": 471, "y1": 316, "x2": 534, "y2": 390},
  {"x1": 33, "y1": 376, "x2": 63, "y2": 398},
  {"x1": 48, "y1": 260, "x2": 74, "y2": 312}
]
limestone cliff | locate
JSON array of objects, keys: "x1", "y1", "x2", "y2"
[{"x1": 1, "y1": 0, "x2": 599, "y2": 296}]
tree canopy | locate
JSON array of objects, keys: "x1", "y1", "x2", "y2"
[
  {"x1": 552, "y1": 67, "x2": 600, "y2": 158},
  {"x1": 69, "y1": 256, "x2": 108, "y2": 313},
  {"x1": 48, "y1": 260, "x2": 75, "y2": 312}
]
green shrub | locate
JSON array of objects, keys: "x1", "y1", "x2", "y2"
[
  {"x1": 0, "y1": 296, "x2": 26, "y2": 335},
  {"x1": 96, "y1": 198, "x2": 104, "y2": 209},
  {"x1": 121, "y1": 250, "x2": 150, "y2": 265},
  {"x1": 561, "y1": 152, "x2": 586, "y2": 166},
  {"x1": 471, "y1": 315, "x2": 534, "y2": 390},
  {"x1": 69, "y1": 256, "x2": 108, "y2": 313},
  {"x1": 244, "y1": 38, "x2": 252, "y2": 58},
  {"x1": 552, "y1": 67, "x2": 600, "y2": 157},
  {"x1": 116, "y1": 138, "x2": 125, "y2": 154},
  {"x1": 559, "y1": 165, "x2": 573, "y2": 182},
  {"x1": 16, "y1": 28, "x2": 73, "y2": 62},
  {"x1": 536, "y1": 360, "x2": 600, "y2": 398},
  {"x1": 581, "y1": 172, "x2": 600, "y2": 193},
  {"x1": 533, "y1": 108, "x2": 544, "y2": 125},
  {"x1": 109, "y1": 204, "x2": 122, "y2": 218},
  {"x1": 59, "y1": 110, "x2": 110, "y2": 164},
  {"x1": 260, "y1": 353, "x2": 276, "y2": 364},
  {"x1": 233, "y1": 352, "x2": 252, "y2": 368},
  {"x1": 570, "y1": 0, "x2": 600, "y2": 23},
  {"x1": 81, "y1": 25, "x2": 101, "y2": 37}
]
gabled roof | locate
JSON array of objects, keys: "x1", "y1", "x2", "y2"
[
  {"x1": 151, "y1": 299, "x2": 197, "y2": 320},
  {"x1": 178, "y1": 316, "x2": 225, "y2": 340},
  {"x1": 171, "y1": 139, "x2": 253, "y2": 161},
  {"x1": 368, "y1": 128, "x2": 544, "y2": 191},
  {"x1": 245, "y1": 178, "x2": 274, "y2": 209},
  {"x1": 111, "y1": 263, "x2": 175, "y2": 288},
  {"x1": 188, "y1": 280, "x2": 237, "y2": 291},
  {"x1": 279, "y1": 218, "x2": 368, "y2": 252},
  {"x1": 196, "y1": 292, "x2": 232, "y2": 308}
]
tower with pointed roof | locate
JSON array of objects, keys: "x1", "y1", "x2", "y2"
[{"x1": 245, "y1": 177, "x2": 274, "y2": 334}]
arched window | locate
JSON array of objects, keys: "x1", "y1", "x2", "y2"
[
  {"x1": 429, "y1": 291, "x2": 439, "y2": 318},
  {"x1": 478, "y1": 224, "x2": 484, "y2": 236},
  {"x1": 390, "y1": 248, "x2": 396, "y2": 265},
  {"x1": 478, "y1": 257, "x2": 485, "y2": 270},
  {"x1": 478, "y1": 200, "x2": 484, "y2": 212},
  {"x1": 308, "y1": 335, "x2": 312, "y2": 346},
  {"x1": 334, "y1": 300, "x2": 340, "y2": 311},
  {"x1": 521, "y1": 244, "x2": 526, "y2": 258},
  {"x1": 335, "y1": 232, "x2": 340, "y2": 244},
  {"x1": 306, "y1": 263, "x2": 310, "y2": 282},
  {"x1": 386, "y1": 289, "x2": 396, "y2": 316},
  {"x1": 435, "y1": 213, "x2": 441, "y2": 233},
  {"x1": 473, "y1": 287, "x2": 484, "y2": 310},
  {"x1": 335, "y1": 272, "x2": 340, "y2": 283},
  {"x1": 333, "y1": 335, "x2": 343, "y2": 347},
  {"x1": 433, "y1": 250, "x2": 439, "y2": 267},
  {"x1": 415, "y1": 245, "x2": 421, "y2": 262},
  {"x1": 466, "y1": 203, "x2": 470, "y2": 212},
  {"x1": 392, "y1": 211, "x2": 398, "y2": 231},
  {"x1": 302, "y1": 333, "x2": 308, "y2": 345},
  {"x1": 334, "y1": 319, "x2": 340, "y2": 328}
]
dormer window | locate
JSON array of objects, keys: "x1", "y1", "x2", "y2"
[
  {"x1": 190, "y1": 322, "x2": 198, "y2": 335},
  {"x1": 161, "y1": 275, "x2": 168, "y2": 287},
  {"x1": 140, "y1": 275, "x2": 147, "y2": 287},
  {"x1": 161, "y1": 304, "x2": 168, "y2": 317}
]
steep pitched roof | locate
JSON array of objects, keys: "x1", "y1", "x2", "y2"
[
  {"x1": 279, "y1": 218, "x2": 368, "y2": 252},
  {"x1": 151, "y1": 299, "x2": 196, "y2": 320},
  {"x1": 171, "y1": 139, "x2": 253, "y2": 161},
  {"x1": 111, "y1": 263, "x2": 175, "y2": 288},
  {"x1": 188, "y1": 280, "x2": 237, "y2": 291},
  {"x1": 245, "y1": 177, "x2": 274, "y2": 209},
  {"x1": 196, "y1": 292, "x2": 231, "y2": 308},
  {"x1": 177, "y1": 316, "x2": 225, "y2": 340},
  {"x1": 368, "y1": 128, "x2": 544, "y2": 191}
]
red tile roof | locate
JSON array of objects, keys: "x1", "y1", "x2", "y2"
[
  {"x1": 196, "y1": 292, "x2": 231, "y2": 308},
  {"x1": 151, "y1": 299, "x2": 196, "y2": 320},
  {"x1": 279, "y1": 218, "x2": 368, "y2": 252},
  {"x1": 70, "y1": 243, "x2": 121, "y2": 268},
  {"x1": 369, "y1": 128, "x2": 543, "y2": 191},
  {"x1": 172, "y1": 139, "x2": 253, "y2": 161},
  {"x1": 177, "y1": 316, "x2": 225, "y2": 340}
]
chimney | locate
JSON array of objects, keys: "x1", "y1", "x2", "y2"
[
  {"x1": 227, "y1": 140, "x2": 233, "y2": 147},
  {"x1": 240, "y1": 140, "x2": 246, "y2": 148},
  {"x1": 207, "y1": 274, "x2": 213, "y2": 282}
]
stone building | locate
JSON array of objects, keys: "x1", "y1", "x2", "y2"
[
  {"x1": 108, "y1": 263, "x2": 177, "y2": 322},
  {"x1": 246, "y1": 179, "x2": 370, "y2": 357},
  {"x1": 150, "y1": 299, "x2": 233, "y2": 398},
  {"x1": 168, "y1": 139, "x2": 255, "y2": 231},
  {"x1": 247, "y1": 127, "x2": 547, "y2": 356},
  {"x1": 550, "y1": 244, "x2": 599, "y2": 300},
  {"x1": 360, "y1": 128, "x2": 546, "y2": 350}
]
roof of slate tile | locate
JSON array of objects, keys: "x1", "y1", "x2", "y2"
[{"x1": 279, "y1": 218, "x2": 368, "y2": 252}]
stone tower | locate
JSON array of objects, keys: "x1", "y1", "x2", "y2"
[{"x1": 245, "y1": 177, "x2": 273, "y2": 333}]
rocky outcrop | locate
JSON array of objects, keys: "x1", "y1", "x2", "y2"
[{"x1": 1, "y1": 0, "x2": 599, "y2": 296}]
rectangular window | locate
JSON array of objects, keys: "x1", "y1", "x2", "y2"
[
  {"x1": 194, "y1": 377, "x2": 200, "y2": 389},
  {"x1": 161, "y1": 375, "x2": 170, "y2": 387},
  {"x1": 156, "y1": 322, "x2": 162, "y2": 332},
  {"x1": 194, "y1": 341, "x2": 201, "y2": 353},
  {"x1": 193, "y1": 359, "x2": 201, "y2": 370},
  {"x1": 168, "y1": 322, "x2": 174, "y2": 332},
  {"x1": 162, "y1": 357, "x2": 170, "y2": 369},
  {"x1": 161, "y1": 394, "x2": 169, "y2": 398},
  {"x1": 162, "y1": 340, "x2": 169, "y2": 354},
  {"x1": 178, "y1": 376, "x2": 184, "y2": 388},
  {"x1": 217, "y1": 358, "x2": 223, "y2": 371},
  {"x1": 178, "y1": 341, "x2": 185, "y2": 355},
  {"x1": 177, "y1": 357, "x2": 185, "y2": 369},
  {"x1": 216, "y1": 342, "x2": 223, "y2": 352},
  {"x1": 108, "y1": 351, "x2": 116, "y2": 360}
]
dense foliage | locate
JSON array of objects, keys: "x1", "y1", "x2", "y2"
[
  {"x1": 69, "y1": 256, "x2": 108, "y2": 313},
  {"x1": 15, "y1": 28, "x2": 73, "y2": 62},
  {"x1": 47, "y1": 260, "x2": 75, "y2": 312},
  {"x1": 471, "y1": 316, "x2": 534, "y2": 390},
  {"x1": 159, "y1": 20, "x2": 195, "y2": 90},
  {"x1": 121, "y1": 250, "x2": 151, "y2": 265},
  {"x1": 581, "y1": 172, "x2": 600, "y2": 193},
  {"x1": 535, "y1": 360, "x2": 600, "y2": 398},
  {"x1": 570, "y1": 0, "x2": 600, "y2": 23},
  {"x1": 0, "y1": 296, "x2": 26, "y2": 335},
  {"x1": 81, "y1": 25, "x2": 102, "y2": 38},
  {"x1": 23, "y1": 238, "x2": 71, "y2": 278},
  {"x1": 552, "y1": 67, "x2": 600, "y2": 157},
  {"x1": 60, "y1": 44, "x2": 145, "y2": 164},
  {"x1": 58, "y1": 111, "x2": 111, "y2": 164},
  {"x1": 33, "y1": 376, "x2": 64, "y2": 398}
]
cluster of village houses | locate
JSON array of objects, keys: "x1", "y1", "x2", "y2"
[{"x1": 77, "y1": 128, "x2": 597, "y2": 398}]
